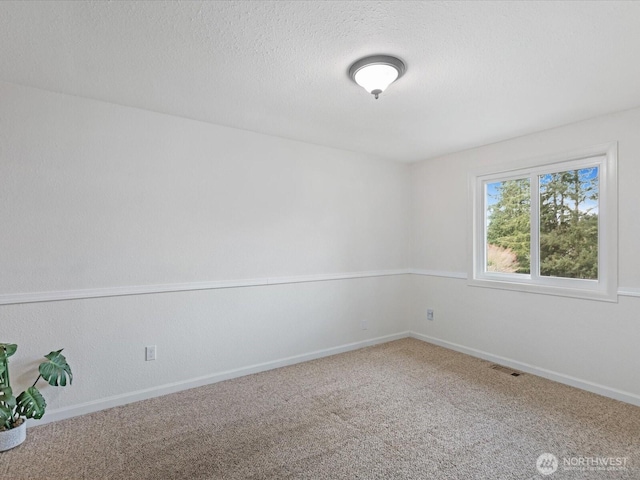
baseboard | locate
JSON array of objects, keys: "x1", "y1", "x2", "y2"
[
  {"x1": 31, "y1": 329, "x2": 639, "y2": 428},
  {"x1": 31, "y1": 331, "x2": 412, "y2": 428},
  {"x1": 410, "y1": 331, "x2": 640, "y2": 408}
]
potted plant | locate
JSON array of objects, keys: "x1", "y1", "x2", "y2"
[{"x1": 0, "y1": 343, "x2": 72, "y2": 451}]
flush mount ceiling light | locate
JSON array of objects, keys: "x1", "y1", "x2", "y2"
[{"x1": 349, "y1": 55, "x2": 406, "y2": 99}]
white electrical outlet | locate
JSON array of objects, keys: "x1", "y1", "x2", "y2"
[
  {"x1": 427, "y1": 309, "x2": 434, "y2": 321},
  {"x1": 145, "y1": 345, "x2": 157, "y2": 361},
  {"x1": 360, "y1": 319, "x2": 369, "y2": 330}
]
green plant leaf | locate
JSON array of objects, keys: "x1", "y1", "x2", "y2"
[
  {"x1": 0, "y1": 386, "x2": 15, "y2": 409},
  {"x1": 0, "y1": 403, "x2": 12, "y2": 427},
  {"x1": 0, "y1": 344, "x2": 17, "y2": 358},
  {"x1": 0, "y1": 344, "x2": 17, "y2": 377},
  {"x1": 39, "y1": 349, "x2": 73, "y2": 387},
  {"x1": 16, "y1": 387, "x2": 46, "y2": 420}
]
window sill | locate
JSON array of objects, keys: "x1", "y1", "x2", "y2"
[{"x1": 468, "y1": 277, "x2": 618, "y2": 303}]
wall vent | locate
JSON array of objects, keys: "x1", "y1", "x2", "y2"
[{"x1": 490, "y1": 364, "x2": 523, "y2": 377}]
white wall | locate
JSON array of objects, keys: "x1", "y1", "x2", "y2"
[
  {"x1": 3, "y1": 79, "x2": 639, "y2": 422},
  {"x1": 0, "y1": 83, "x2": 410, "y2": 293},
  {"x1": 0, "y1": 82, "x2": 412, "y2": 418},
  {"x1": 411, "y1": 107, "x2": 640, "y2": 401}
]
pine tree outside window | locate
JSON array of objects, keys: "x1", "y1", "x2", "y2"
[{"x1": 469, "y1": 143, "x2": 617, "y2": 301}]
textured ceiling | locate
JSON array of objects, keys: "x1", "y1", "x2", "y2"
[{"x1": 1, "y1": 1, "x2": 640, "y2": 162}]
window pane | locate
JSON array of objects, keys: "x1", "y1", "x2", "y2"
[
  {"x1": 485, "y1": 178, "x2": 531, "y2": 274},
  {"x1": 539, "y1": 167, "x2": 599, "y2": 279}
]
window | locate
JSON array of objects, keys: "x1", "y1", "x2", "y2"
[{"x1": 469, "y1": 143, "x2": 617, "y2": 301}]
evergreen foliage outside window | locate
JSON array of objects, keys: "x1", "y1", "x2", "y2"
[
  {"x1": 470, "y1": 144, "x2": 617, "y2": 301},
  {"x1": 486, "y1": 178, "x2": 531, "y2": 274},
  {"x1": 538, "y1": 168, "x2": 599, "y2": 279}
]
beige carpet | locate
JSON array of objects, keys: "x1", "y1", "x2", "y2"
[{"x1": 1, "y1": 338, "x2": 638, "y2": 479}]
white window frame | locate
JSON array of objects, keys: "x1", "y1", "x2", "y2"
[{"x1": 469, "y1": 142, "x2": 618, "y2": 302}]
